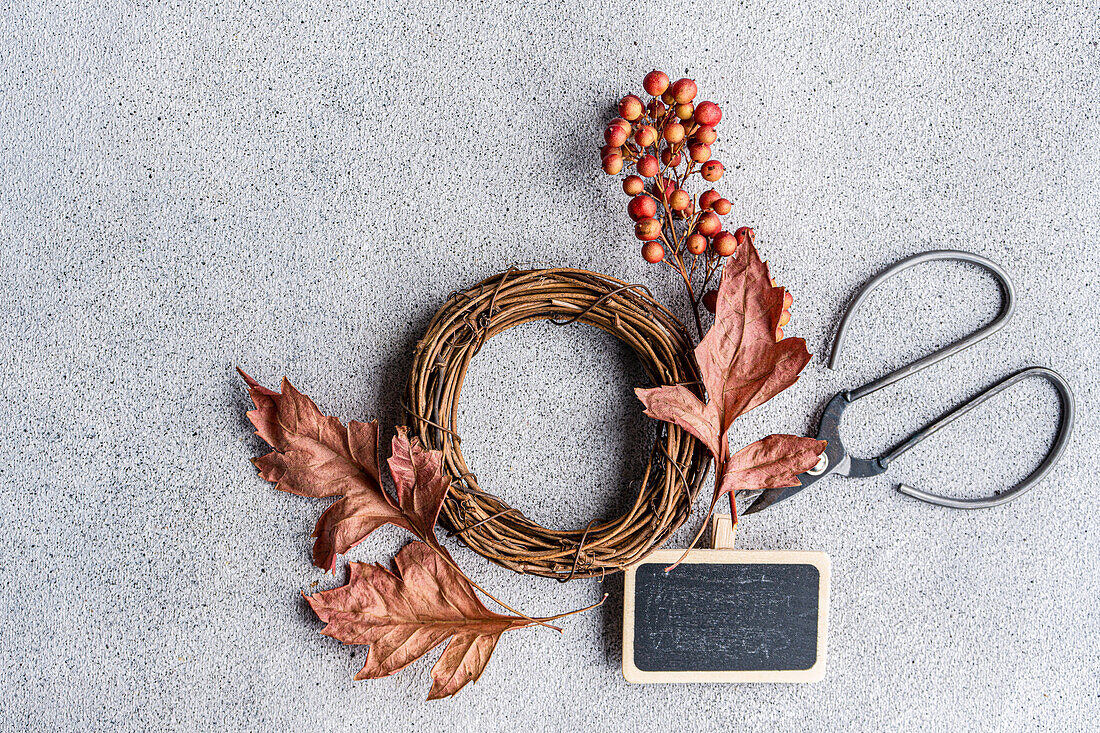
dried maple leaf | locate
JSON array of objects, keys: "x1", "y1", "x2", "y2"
[
  {"x1": 634, "y1": 236, "x2": 825, "y2": 566},
  {"x1": 637, "y1": 234, "x2": 812, "y2": 465},
  {"x1": 243, "y1": 372, "x2": 607, "y2": 697},
  {"x1": 306, "y1": 541, "x2": 537, "y2": 699},
  {"x1": 240, "y1": 369, "x2": 447, "y2": 570},
  {"x1": 634, "y1": 384, "x2": 721, "y2": 459},
  {"x1": 386, "y1": 427, "x2": 450, "y2": 540},
  {"x1": 713, "y1": 434, "x2": 827, "y2": 515},
  {"x1": 694, "y1": 241, "x2": 811, "y2": 436},
  {"x1": 240, "y1": 371, "x2": 383, "y2": 499}
]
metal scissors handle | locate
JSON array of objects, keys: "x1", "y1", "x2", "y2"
[
  {"x1": 889, "y1": 367, "x2": 1074, "y2": 507},
  {"x1": 831, "y1": 249, "x2": 1016, "y2": 400},
  {"x1": 744, "y1": 249, "x2": 1075, "y2": 513}
]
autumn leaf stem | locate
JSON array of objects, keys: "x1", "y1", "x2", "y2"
[
  {"x1": 422, "y1": 538, "x2": 564, "y2": 632},
  {"x1": 422, "y1": 537, "x2": 607, "y2": 631},
  {"x1": 536, "y1": 593, "x2": 609, "y2": 622},
  {"x1": 663, "y1": 461, "x2": 728, "y2": 572}
]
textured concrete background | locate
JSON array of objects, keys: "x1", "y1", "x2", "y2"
[{"x1": 1, "y1": 0, "x2": 1097, "y2": 730}]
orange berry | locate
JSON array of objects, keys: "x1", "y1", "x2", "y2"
[
  {"x1": 619, "y1": 95, "x2": 644, "y2": 121},
  {"x1": 634, "y1": 217, "x2": 662, "y2": 241},
  {"x1": 634, "y1": 125, "x2": 658, "y2": 147},
  {"x1": 711, "y1": 231, "x2": 736, "y2": 256},
  {"x1": 697, "y1": 211, "x2": 721, "y2": 237},
  {"x1": 689, "y1": 143, "x2": 711, "y2": 163},
  {"x1": 641, "y1": 240, "x2": 665, "y2": 263},
  {"x1": 713, "y1": 198, "x2": 732, "y2": 215},
  {"x1": 669, "y1": 189, "x2": 690, "y2": 210},
  {"x1": 636, "y1": 154, "x2": 659, "y2": 177},
  {"x1": 602, "y1": 154, "x2": 623, "y2": 175},
  {"x1": 694, "y1": 101, "x2": 722, "y2": 126},
  {"x1": 605, "y1": 124, "x2": 629, "y2": 147},
  {"x1": 699, "y1": 189, "x2": 721, "y2": 209},
  {"x1": 675, "y1": 102, "x2": 694, "y2": 120},
  {"x1": 628, "y1": 195, "x2": 657, "y2": 221},
  {"x1": 701, "y1": 160, "x2": 724, "y2": 181},
  {"x1": 661, "y1": 148, "x2": 682, "y2": 167},
  {"x1": 622, "y1": 175, "x2": 645, "y2": 196},
  {"x1": 734, "y1": 226, "x2": 755, "y2": 246},
  {"x1": 664, "y1": 123, "x2": 685, "y2": 143},
  {"x1": 671, "y1": 78, "x2": 697, "y2": 103},
  {"x1": 643, "y1": 70, "x2": 670, "y2": 96},
  {"x1": 661, "y1": 90, "x2": 676, "y2": 105},
  {"x1": 686, "y1": 233, "x2": 707, "y2": 254},
  {"x1": 694, "y1": 125, "x2": 717, "y2": 145}
]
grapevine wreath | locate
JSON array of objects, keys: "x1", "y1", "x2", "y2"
[
  {"x1": 405, "y1": 268, "x2": 710, "y2": 579},
  {"x1": 241, "y1": 70, "x2": 826, "y2": 699}
]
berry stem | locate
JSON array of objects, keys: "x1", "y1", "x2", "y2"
[{"x1": 670, "y1": 252, "x2": 704, "y2": 338}]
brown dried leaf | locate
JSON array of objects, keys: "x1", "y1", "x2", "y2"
[
  {"x1": 310, "y1": 488, "x2": 411, "y2": 574},
  {"x1": 241, "y1": 370, "x2": 383, "y2": 498},
  {"x1": 387, "y1": 426, "x2": 450, "y2": 541},
  {"x1": 695, "y1": 236, "x2": 812, "y2": 436},
  {"x1": 633, "y1": 384, "x2": 721, "y2": 458},
  {"x1": 240, "y1": 371, "x2": 450, "y2": 571},
  {"x1": 305, "y1": 542, "x2": 534, "y2": 700},
  {"x1": 713, "y1": 435, "x2": 828, "y2": 514},
  {"x1": 635, "y1": 237, "x2": 813, "y2": 468}
]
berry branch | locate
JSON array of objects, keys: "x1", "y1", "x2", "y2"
[{"x1": 600, "y1": 70, "x2": 792, "y2": 339}]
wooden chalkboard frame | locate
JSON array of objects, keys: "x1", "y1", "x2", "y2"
[{"x1": 622, "y1": 549, "x2": 831, "y2": 683}]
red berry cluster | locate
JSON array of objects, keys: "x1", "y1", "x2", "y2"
[{"x1": 601, "y1": 70, "x2": 774, "y2": 337}]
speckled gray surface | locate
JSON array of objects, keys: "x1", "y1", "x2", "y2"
[{"x1": 1, "y1": 1, "x2": 1098, "y2": 731}]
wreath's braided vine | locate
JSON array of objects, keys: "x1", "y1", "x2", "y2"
[{"x1": 406, "y1": 268, "x2": 712, "y2": 580}]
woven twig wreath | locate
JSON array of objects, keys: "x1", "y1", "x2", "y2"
[{"x1": 406, "y1": 268, "x2": 712, "y2": 580}]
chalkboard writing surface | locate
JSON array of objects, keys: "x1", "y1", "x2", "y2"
[{"x1": 622, "y1": 550, "x2": 830, "y2": 683}]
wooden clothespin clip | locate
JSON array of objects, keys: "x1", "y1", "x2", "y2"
[{"x1": 709, "y1": 513, "x2": 736, "y2": 550}]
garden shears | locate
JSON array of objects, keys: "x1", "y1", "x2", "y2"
[{"x1": 743, "y1": 250, "x2": 1075, "y2": 514}]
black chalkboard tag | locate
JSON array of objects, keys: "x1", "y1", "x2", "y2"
[{"x1": 622, "y1": 515, "x2": 830, "y2": 683}]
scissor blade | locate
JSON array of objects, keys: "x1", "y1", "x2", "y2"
[
  {"x1": 743, "y1": 391, "x2": 849, "y2": 515},
  {"x1": 741, "y1": 481, "x2": 812, "y2": 515},
  {"x1": 742, "y1": 450, "x2": 838, "y2": 514}
]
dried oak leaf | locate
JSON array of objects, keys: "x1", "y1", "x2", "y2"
[
  {"x1": 239, "y1": 369, "x2": 447, "y2": 570},
  {"x1": 305, "y1": 541, "x2": 534, "y2": 699}
]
